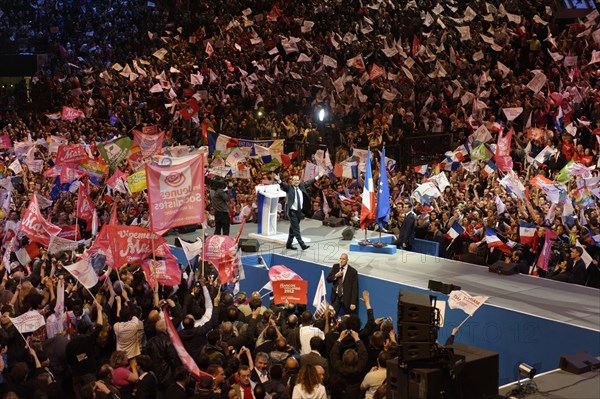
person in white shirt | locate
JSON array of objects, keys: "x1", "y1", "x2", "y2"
[
  {"x1": 298, "y1": 310, "x2": 325, "y2": 355},
  {"x1": 361, "y1": 351, "x2": 392, "y2": 399},
  {"x1": 114, "y1": 295, "x2": 144, "y2": 359}
]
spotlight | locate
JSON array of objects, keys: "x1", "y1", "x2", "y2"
[
  {"x1": 318, "y1": 108, "x2": 325, "y2": 122},
  {"x1": 518, "y1": 363, "x2": 536, "y2": 380}
]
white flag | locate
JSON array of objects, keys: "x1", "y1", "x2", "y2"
[
  {"x1": 64, "y1": 258, "x2": 99, "y2": 289},
  {"x1": 312, "y1": 270, "x2": 327, "y2": 308},
  {"x1": 447, "y1": 290, "x2": 489, "y2": 316},
  {"x1": 178, "y1": 237, "x2": 203, "y2": 262},
  {"x1": 10, "y1": 310, "x2": 46, "y2": 334}
]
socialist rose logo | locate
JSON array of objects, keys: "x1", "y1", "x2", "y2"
[{"x1": 164, "y1": 172, "x2": 185, "y2": 187}]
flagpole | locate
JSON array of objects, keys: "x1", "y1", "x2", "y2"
[
  {"x1": 201, "y1": 223, "x2": 206, "y2": 277},
  {"x1": 457, "y1": 315, "x2": 471, "y2": 329}
]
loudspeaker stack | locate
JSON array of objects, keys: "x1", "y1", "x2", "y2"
[{"x1": 397, "y1": 290, "x2": 439, "y2": 362}]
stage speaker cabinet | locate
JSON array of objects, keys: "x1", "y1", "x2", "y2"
[
  {"x1": 488, "y1": 262, "x2": 518, "y2": 275},
  {"x1": 386, "y1": 357, "x2": 409, "y2": 399},
  {"x1": 450, "y1": 343, "x2": 499, "y2": 398},
  {"x1": 398, "y1": 342, "x2": 438, "y2": 362},
  {"x1": 398, "y1": 290, "x2": 437, "y2": 325},
  {"x1": 428, "y1": 280, "x2": 461, "y2": 295},
  {"x1": 341, "y1": 227, "x2": 355, "y2": 240},
  {"x1": 239, "y1": 238, "x2": 260, "y2": 253},
  {"x1": 559, "y1": 352, "x2": 600, "y2": 374},
  {"x1": 398, "y1": 322, "x2": 438, "y2": 343},
  {"x1": 323, "y1": 216, "x2": 344, "y2": 227},
  {"x1": 408, "y1": 368, "x2": 447, "y2": 399}
]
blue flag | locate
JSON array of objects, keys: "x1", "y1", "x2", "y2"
[{"x1": 376, "y1": 148, "x2": 390, "y2": 228}]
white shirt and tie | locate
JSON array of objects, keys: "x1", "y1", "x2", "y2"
[{"x1": 291, "y1": 187, "x2": 303, "y2": 211}]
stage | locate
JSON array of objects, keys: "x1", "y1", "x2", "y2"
[
  {"x1": 169, "y1": 218, "x2": 600, "y2": 332},
  {"x1": 167, "y1": 218, "x2": 600, "y2": 386}
]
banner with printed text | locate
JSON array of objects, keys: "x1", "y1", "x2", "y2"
[
  {"x1": 55, "y1": 144, "x2": 88, "y2": 165},
  {"x1": 134, "y1": 129, "x2": 165, "y2": 158},
  {"x1": 19, "y1": 194, "x2": 62, "y2": 246},
  {"x1": 272, "y1": 280, "x2": 308, "y2": 305},
  {"x1": 106, "y1": 225, "x2": 166, "y2": 268},
  {"x1": 145, "y1": 154, "x2": 205, "y2": 233}
]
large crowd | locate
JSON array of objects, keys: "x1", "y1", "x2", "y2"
[{"x1": 0, "y1": 0, "x2": 599, "y2": 398}]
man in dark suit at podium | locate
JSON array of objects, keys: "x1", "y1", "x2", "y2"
[
  {"x1": 275, "y1": 170, "x2": 324, "y2": 250},
  {"x1": 327, "y1": 253, "x2": 359, "y2": 315}
]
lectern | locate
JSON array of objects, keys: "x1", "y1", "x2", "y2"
[{"x1": 255, "y1": 184, "x2": 286, "y2": 236}]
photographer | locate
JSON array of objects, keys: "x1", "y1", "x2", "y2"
[{"x1": 209, "y1": 176, "x2": 232, "y2": 236}]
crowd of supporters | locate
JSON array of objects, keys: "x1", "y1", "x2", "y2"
[{"x1": 0, "y1": 0, "x2": 599, "y2": 398}]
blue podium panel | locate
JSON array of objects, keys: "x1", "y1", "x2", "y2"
[{"x1": 349, "y1": 242, "x2": 397, "y2": 254}]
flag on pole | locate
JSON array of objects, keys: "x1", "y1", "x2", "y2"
[
  {"x1": 519, "y1": 222, "x2": 537, "y2": 245},
  {"x1": 414, "y1": 164, "x2": 430, "y2": 176},
  {"x1": 312, "y1": 270, "x2": 327, "y2": 308},
  {"x1": 10, "y1": 310, "x2": 46, "y2": 334},
  {"x1": 444, "y1": 222, "x2": 465, "y2": 240},
  {"x1": 536, "y1": 227, "x2": 558, "y2": 271},
  {"x1": 63, "y1": 258, "x2": 99, "y2": 289},
  {"x1": 376, "y1": 148, "x2": 390, "y2": 228},
  {"x1": 178, "y1": 237, "x2": 203, "y2": 262},
  {"x1": 447, "y1": 290, "x2": 489, "y2": 316},
  {"x1": 485, "y1": 228, "x2": 511, "y2": 253},
  {"x1": 360, "y1": 150, "x2": 376, "y2": 230},
  {"x1": 163, "y1": 307, "x2": 212, "y2": 380}
]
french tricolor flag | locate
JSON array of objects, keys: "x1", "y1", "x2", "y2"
[
  {"x1": 485, "y1": 228, "x2": 511, "y2": 253},
  {"x1": 444, "y1": 221, "x2": 465, "y2": 240},
  {"x1": 482, "y1": 160, "x2": 497, "y2": 177},
  {"x1": 414, "y1": 164, "x2": 430, "y2": 176},
  {"x1": 519, "y1": 222, "x2": 537, "y2": 245}
]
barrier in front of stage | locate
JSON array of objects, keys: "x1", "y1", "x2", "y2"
[{"x1": 236, "y1": 253, "x2": 600, "y2": 386}]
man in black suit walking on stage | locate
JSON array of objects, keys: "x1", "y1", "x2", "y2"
[
  {"x1": 327, "y1": 253, "x2": 359, "y2": 315},
  {"x1": 275, "y1": 170, "x2": 324, "y2": 250}
]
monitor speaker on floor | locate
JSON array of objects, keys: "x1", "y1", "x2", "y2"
[
  {"x1": 342, "y1": 227, "x2": 355, "y2": 240},
  {"x1": 559, "y1": 352, "x2": 600, "y2": 374},
  {"x1": 239, "y1": 238, "x2": 260, "y2": 252}
]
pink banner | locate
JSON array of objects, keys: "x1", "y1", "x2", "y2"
[
  {"x1": 106, "y1": 225, "x2": 166, "y2": 269},
  {"x1": 77, "y1": 183, "x2": 94, "y2": 225},
  {"x1": 61, "y1": 106, "x2": 84, "y2": 121},
  {"x1": 0, "y1": 134, "x2": 12, "y2": 149},
  {"x1": 204, "y1": 235, "x2": 241, "y2": 283},
  {"x1": 141, "y1": 258, "x2": 181, "y2": 289},
  {"x1": 536, "y1": 227, "x2": 558, "y2": 271},
  {"x1": 19, "y1": 194, "x2": 62, "y2": 246},
  {"x1": 494, "y1": 128, "x2": 513, "y2": 172},
  {"x1": 145, "y1": 154, "x2": 205, "y2": 233}
]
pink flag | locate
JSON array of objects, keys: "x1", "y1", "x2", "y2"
[
  {"x1": 59, "y1": 165, "x2": 87, "y2": 184},
  {"x1": 61, "y1": 106, "x2": 84, "y2": 121},
  {"x1": 141, "y1": 257, "x2": 181, "y2": 289},
  {"x1": 0, "y1": 134, "x2": 12, "y2": 149},
  {"x1": 268, "y1": 265, "x2": 302, "y2": 282},
  {"x1": 19, "y1": 194, "x2": 62, "y2": 246},
  {"x1": 106, "y1": 225, "x2": 166, "y2": 269},
  {"x1": 494, "y1": 128, "x2": 513, "y2": 172},
  {"x1": 163, "y1": 307, "x2": 212, "y2": 380},
  {"x1": 536, "y1": 227, "x2": 558, "y2": 271},
  {"x1": 145, "y1": 154, "x2": 205, "y2": 233},
  {"x1": 133, "y1": 130, "x2": 165, "y2": 158},
  {"x1": 64, "y1": 258, "x2": 99, "y2": 289}
]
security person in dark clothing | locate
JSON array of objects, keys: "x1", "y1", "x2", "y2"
[{"x1": 210, "y1": 176, "x2": 231, "y2": 236}]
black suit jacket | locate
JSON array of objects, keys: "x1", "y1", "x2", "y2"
[
  {"x1": 327, "y1": 264, "x2": 358, "y2": 309},
  {"x1": 165, "y1": 382, "x2": 187, "y2": 399},
  {"x1": 279, "y1": 178, "x2": 317, "y2": 216},
  {"x1": 136, "y1": 372, "x2": 158, "y2": 399}
]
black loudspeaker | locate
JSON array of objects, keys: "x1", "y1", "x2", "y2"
[
  {"x1": 239, "y1": 239, "x2": 260, "y2": 253},
  {"x1": 323, "y1": 216, "x2": 344, "y2": 227},
  {"x1": 559, "y1": 352, "x2": 600, "y2": 374},
  {"x1": 178, "y1": 225, "x2": 198, "y2": 233},
  {"x1": 408, "y1": 368, "x2": 447, "y2": 399},
  {"x1": 398, "y1": 342, "x2": 438, "y2": 362},
  {"x1": 428, "y1": 280, "x2": 461, "y2": 295},
  {"x1": 398, "y1": 290, "x2": 437, "y2": 325},
  {"x1": 488, "y1": 262, "x2": 518, "y2": 275},
  {"x1": 451, "y1": 343, "x2": 499, "y2": 398},
  {"x1": 342, "y1": 227, "x2": 355, "y2": 240},
  {"x1": 398, "y1": 322, "x2": 438, "y2": 342}
]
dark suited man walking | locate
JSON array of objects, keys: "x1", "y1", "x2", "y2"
[
  {"x1": 327, "y1": 253, "x2": 358, "y2": 315},
  {"x1": 275, "y1": 171, "x2": 323, "y2": 250}
]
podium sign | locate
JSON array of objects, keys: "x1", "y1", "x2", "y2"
[{"x1": 255, "y1": 184, "x2": 286, "y2": 236}]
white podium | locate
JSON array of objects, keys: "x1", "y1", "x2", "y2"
[{"x1": 248, "y1": 184, "x2": 311, "y2": 245}]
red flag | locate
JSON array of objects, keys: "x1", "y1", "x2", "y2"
[
  {"x1": 536, "y1": 228, "x2": 558, "y2": 271},
  {"x1": 268, "y1": 5, "x2": 283, "y2": 21},
  {"x1": 180, "y1": 98, "x2": 201, "y2": 120},
  {"x1": 61, "y1": 106, "x2": 84, "y2": 121},
  {"x1": 141, "y1": 253, "x2": 181, "y2": 289},
  {"x1": 77, "y1": 182, "x2": 94, "y2": 227},
  {"x1": 145, "y1": 154, "x2": 205, "y2": 234},
  {"x1": 369, "y1": 64, "x2": 386, "y2": 81},
  {"x1": 55, "y1": 144, "x2": 88, "y2": 165},
  {"x1": 106, "y1": 225, "x2": 166, "y2": 269},
  {"x1": 58, "y1": 165, "x2": 87, "y2": 184},
  {"x1": 163, "y1": 307, "x2": 212, "y2": 380},
  {"x1": 412, "y1": 35, "x2": 420, "y2": 56},
  {"x1": 205, "y1": 220, "x2": 245, "y2": 284},
  {"x1": 19, "y1": 194, "x2": 62, "y2": 246}
]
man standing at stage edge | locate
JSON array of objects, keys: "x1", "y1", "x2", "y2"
[
  {"x1": 210, "y1": 176, "x2": 231, "y2": 235},
  {"x1": 327, "y1": 253, "x2": 359, "y2": 315},
  {"x1": 275, "y1": 170, "x2": 324, "y2": 250}
]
